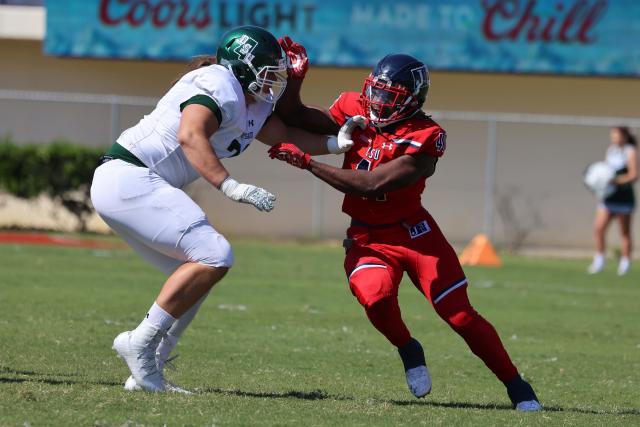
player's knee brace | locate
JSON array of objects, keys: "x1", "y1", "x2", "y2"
[
  {"x1": 185, "y1": 224, "x2": 234, "y2": 268},
  {"x1": 198, "y1": 234, "x2": 234, "y2": 268},
  {"x1": 446, "y1": 308, "x2": 480, "y2": 330}
]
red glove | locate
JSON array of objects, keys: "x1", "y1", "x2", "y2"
[
  {"x1": 278, "y1": 35, "x2": 308, "y2": 80},
  {"x1": 268, "y1": 143, "x2": 311, "y2": 169}
]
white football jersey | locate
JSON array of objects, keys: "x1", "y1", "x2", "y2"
[{"x1": 117, "y1": 64, "x2": 273, "y2": 188}]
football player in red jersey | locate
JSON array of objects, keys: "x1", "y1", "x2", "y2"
[{"x1": 272, "y1": 40, "x2": 541, "y2": 412}]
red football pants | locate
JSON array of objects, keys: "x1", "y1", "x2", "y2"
[{"x1": 344, "y1": 209, "x2": 518, "y2": 383}]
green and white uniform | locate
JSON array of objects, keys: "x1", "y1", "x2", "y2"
[{"x1": 91, "y1": 65, "x2": 274, "y2": 272}]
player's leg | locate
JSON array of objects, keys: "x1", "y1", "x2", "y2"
[
  {"x1": 107, "y1": 227, "x2": 215, "y2": 393},
  {"x1": 344, "y1": 245, "x2": 431, "y2": 398},
  {"x1": 589, "y1": 207, "x2": 613, "y2": 274},
  {"x1": 92, "y1": 162, "x2": 233, "y2": 392},
  {"x1": 407, "y1": 213, "x2": 540, "y2": 411},
  {"x1": 616, "y1": 212, "x2": 633, "y2": 275}
]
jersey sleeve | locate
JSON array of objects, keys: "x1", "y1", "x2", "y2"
[
  {"x1": 328, "y1": 91, "x2": 362, "y2": 127},
  {"x1": 176, "y1": 66, "x2": 240, "y2": 127},
  {"x1": 402, "y1": 126, "x2": 447, "y2": 157}
]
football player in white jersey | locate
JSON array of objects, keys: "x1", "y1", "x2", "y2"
[{"x1": 91, "y1": 25, "x2": 357, "y2": 392}]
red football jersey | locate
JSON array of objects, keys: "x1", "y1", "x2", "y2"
[{"x1": 329, "y1": 91, "x2": 447, "y2": 225}]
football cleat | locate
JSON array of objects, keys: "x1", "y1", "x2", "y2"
[
  {"x1": 516, "y1": 400, "x2": 543, "y2": 412},
  {"x1": 506, "y1": 375, "x2": 542, "y2": 412},
  {"x1": 113, "y1": 330, "x2": 165, "y2": 392},
  {"x1": 123, "y1": 354, "x2": 192, "y2": 394},
  {"x1": 398, "y1": 337, "x2": 431, "y2": 398}
]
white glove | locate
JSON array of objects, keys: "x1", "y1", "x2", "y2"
[
  {"x1": 219, "y1": 177, "x2": 276, "y2": 212},
  {"x1": 326, "y1": 115, "x2": 367, "y2": 154}
]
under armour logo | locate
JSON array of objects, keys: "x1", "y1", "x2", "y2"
[{"x1": 381, "y1": 142, "x2": 393, "y2": 150}]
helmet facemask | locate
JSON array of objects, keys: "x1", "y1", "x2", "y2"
[
  {"x1": 362, "y1": 75, "x2": 416, "y2": 127},
  {"x1": 246, "y1": 58, "x2": 288, "y2": 104}
]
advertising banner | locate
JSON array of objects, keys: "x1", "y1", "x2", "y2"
[{"x1": 45, "y1": 0, "x2": 640, "y2": 77}]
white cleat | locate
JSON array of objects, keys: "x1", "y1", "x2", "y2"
[
  {"x1": 165, "y1": 381, "x2": 193, "y2": 394},
  {"x1": 123, "y1": 353, "x2": 191, "y2": 394},
  {"x1": 113, "y1": 331, "x2": 165, "y2": 392},
  {"x1": 124, "y1": 376, "x2": 192, "y2": 394},
  {"x1": 405, "y1": 365, "x2": 432, "y2": 398},
  {"x1": 516, "y1": 400, "x2": 542, "y2": 412},
  {"x1": 123, "y1": 375, "x2": 141, "y2": 391}
]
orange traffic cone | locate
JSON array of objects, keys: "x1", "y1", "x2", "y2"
[{"x1": 459, "y1": 234, "x2": 502, "y2": 267}]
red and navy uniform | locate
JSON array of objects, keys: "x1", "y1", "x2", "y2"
[
  {"x1": 329, "y1": 92, "x2": 518, "y2": 383},
  {"x1": 330, "y1": 91, "x2": 446, "y2": 225}
]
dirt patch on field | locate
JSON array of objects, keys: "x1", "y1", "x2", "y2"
[{"x1": 0, "y1": 232, "x2": 126, "y2": 249}]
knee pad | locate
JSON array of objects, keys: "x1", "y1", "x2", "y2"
[
  {"x1": 182, "y1": 221, "x2": 234, "y2": 268},
  {"x1": 447, "y1": 309, "x2": 479, "y2": 329},
  {"x1": 199, "y1": 234, "x2": 234, "y2": 268},
  {"x1": 348, "y1": 263, "x2": 394, "y2": 308}
]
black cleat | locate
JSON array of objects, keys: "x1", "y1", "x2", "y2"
[{"x1": 506, "y1": 375, "x2": 542, "y2": 411}]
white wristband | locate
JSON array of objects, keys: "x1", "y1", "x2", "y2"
[
  {"x1": 219, "y1": 176, "x2": 242, "y2": 201},
  {"x1": 326, "y1": 135, "x2": 340, "y2": 154}
]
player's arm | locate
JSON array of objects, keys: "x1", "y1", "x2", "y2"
[
  {"x1": 177, "y1": 104, "x2": 228, "y2": 188},
  {"x1": 308, "y1": 154, "x2": 437, "y2": 197},
  {"x1": 276, "y1": 78, "x2": 341, "y2": 135},
  {"x1": 275, "y1": 35, "x2": 340, "y2": 135},
  {"x1": 269, "y1": 142, "x2": 437, "y2": 197},
  {"x1": 258, "y1": 113, "x2": 364, "y2": 156},
  {"x1": 256, "y1": 113, "x2": 333, "y2": 155},
  {"x1": 179, "y1": 103, "x2": 276, "y2": 212}
]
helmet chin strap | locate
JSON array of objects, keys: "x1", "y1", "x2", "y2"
[{"x1": 370, "y1": 108, "x2": 421, "y2": 128}]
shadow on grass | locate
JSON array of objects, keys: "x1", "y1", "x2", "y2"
[
  {"x1": 200, "y1": 387, "x2": 347, "y2": 401},
  {"x1": 392, "y1": 399, "x2": 640, "y2": 416},
  {"x1": 3, "y1": 365, "x2": 638, "y2": 418},
  {"x1": 0, "y1": 365, "x2": 121, "y2": 387}
]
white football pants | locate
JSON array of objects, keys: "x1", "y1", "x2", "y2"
[{"x1": 91, "y1": 160, "x2": 234, "y2": 275}]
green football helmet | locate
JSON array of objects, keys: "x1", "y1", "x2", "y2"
[{"x1": 216, "y1": 25, "x2": 288, "y2": 104}]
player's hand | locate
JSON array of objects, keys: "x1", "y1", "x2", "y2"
[
  {"x1": 268, "y1": 143, "x2": 312, "y2": 169},
  {"x1": 278, "y1": 35, "x2": 308, "y2": 80},
  {"x1": 327, "y1": 115, "x2": 367, "y2": 154},
  {"x1": 220, "y1": 177, "x2": 276, "y2": 212}
]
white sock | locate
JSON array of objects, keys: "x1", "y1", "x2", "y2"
[
  {"x1": 131, "y1": 318, "x2": 161, "y2": 346},
  {"x1": 156, "y1": 292, "x2": 209, "y2": 362},
  {"x1": 145, "y1": 302, "x2": 177, "y2": 332}
]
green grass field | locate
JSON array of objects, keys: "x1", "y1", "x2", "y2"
[{"x1": 0, "y1": 239, "x2": 638, "y2": 426}]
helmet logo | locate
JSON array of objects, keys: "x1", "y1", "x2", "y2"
[
  {"x1": 234, "y1": 35, "x2": 258, "y2": 64},
  {"x1": 411, "y1": 66, "x2": 427, "y2": 94}
]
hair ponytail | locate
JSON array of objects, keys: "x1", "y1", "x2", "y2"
[
  {"x1": 170, "y1": 55, "x2": 217, "y2": 87},
  {"x1": 616, "y1": 126, "x2": 637, "y2": 147}
]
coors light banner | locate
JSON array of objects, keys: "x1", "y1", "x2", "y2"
[{"x1": 45, "y1": 0, "x2": 640, "y2": 77}]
